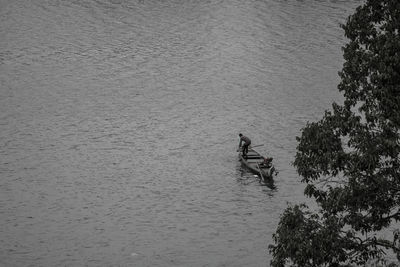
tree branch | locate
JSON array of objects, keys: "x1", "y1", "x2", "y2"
[{"x1": 375, "y1": 239, "x2": 400, "y2": 253}]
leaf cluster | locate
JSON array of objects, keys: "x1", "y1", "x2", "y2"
[
  {"x1": 270, "y1": 204, "x2": 355, "y2": 267},
  {"x1": 270, "y1": 0, "x2": 400, "y2": 266}
]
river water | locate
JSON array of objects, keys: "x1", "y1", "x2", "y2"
[{"x1": 1, "y1": 0, "x2": 363, "y2": 266}]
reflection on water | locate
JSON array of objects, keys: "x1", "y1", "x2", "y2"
[{"x1": 0, "y1": 0, "x2": 362, "y2": 266}]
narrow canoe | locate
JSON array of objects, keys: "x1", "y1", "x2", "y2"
[{"x1": 238, "y1": 148, "x2": 276, "y2": 182}]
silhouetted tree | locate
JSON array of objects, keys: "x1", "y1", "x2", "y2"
[{"x1": 270, "y1": 0, "x2": 400, "y2": 266}]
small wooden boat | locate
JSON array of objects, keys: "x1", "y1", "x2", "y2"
[{"x1": 238, "y1": 148, "x2": 276, "y2": 182}]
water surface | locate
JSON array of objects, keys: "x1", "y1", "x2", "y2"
[{"x1": 0, "y1": 0, "x2": 362, "y2": 266}]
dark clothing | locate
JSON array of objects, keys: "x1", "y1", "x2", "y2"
[
  {"x1": 240, "y1": 135, "x2": 251, "y2": 145},
  {"x1": 239, "y1": 135, "x2": 251, "y2": 156},
  {"x1": 242, "y1": 143, "x2": 250, "y2": 156}
]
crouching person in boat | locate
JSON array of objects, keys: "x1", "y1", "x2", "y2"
[
  {"x1": 261, "y1": 156, "x2": 277, "y2": 176},
  {"x1": 261, "y1": 157, "x2": 273, "y2": 167},
  {"x1": 238, "y1": 133, "x2": 251, "y2": 157}
]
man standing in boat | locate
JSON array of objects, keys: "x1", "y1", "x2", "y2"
[{"x1": 238, "y1": 133, "x2": 251, "y2": 157}]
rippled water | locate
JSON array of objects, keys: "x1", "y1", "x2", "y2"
[{"x1": 1, "y1": 0, "x2": 362, "y2": 266}]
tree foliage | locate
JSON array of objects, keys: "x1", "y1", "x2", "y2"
[{"x1": 270, "y1": 0, "x2": 400, "y2": 266}]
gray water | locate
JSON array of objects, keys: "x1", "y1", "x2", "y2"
[{"x1": 1, "y1": 0, "x2": 363, "y2": 266}]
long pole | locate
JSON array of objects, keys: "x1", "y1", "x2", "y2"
[{"x1": 249, "y1": 144, "x2": 264, "y2": 149}]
